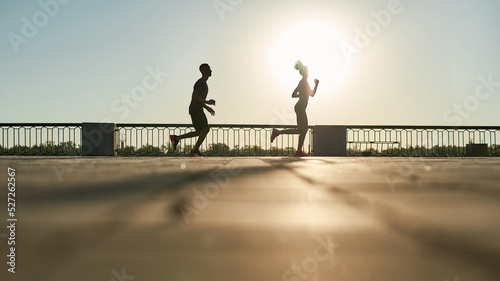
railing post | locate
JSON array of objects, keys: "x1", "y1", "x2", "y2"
[
  {"x1": 313, "y1": 126, "x2": 347, "y2": 156},
  {"x1": 82, "y1": 123, "x2": 116, "y2": 156},
  {"x1": 466, "y1": 143, "x2": 489, "y2": 156}
]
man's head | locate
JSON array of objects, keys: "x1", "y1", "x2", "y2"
[{"x1": 199, "y1": 63, "x2": 212, "y2": 78}]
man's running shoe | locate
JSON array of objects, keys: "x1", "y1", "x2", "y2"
[
  {"x1": 271, "y1": 129, "x2": 280, "y2": 143},
  {"x1": 295, "y1": 150, "x2": 308, "y2": 157},
  {"x1": 170, "y1": 135, "x2": 180, "y2": 150},
  {"x1": 189, "y1": 149, "x2": 204, "y2": 157}
]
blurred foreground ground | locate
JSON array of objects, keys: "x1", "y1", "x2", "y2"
[{"x1": 0, "y1": 156, "x2": 499, "y2": 281}]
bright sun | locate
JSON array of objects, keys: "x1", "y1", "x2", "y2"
[{"x1": 269, "y1": 20, "x2": 350, "y2": 92}]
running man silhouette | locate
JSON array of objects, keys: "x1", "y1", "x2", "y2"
[
  {"x1": 271, "y1": 60, "x2": 319, "y2": 157},
  {"x1": 170, "y1": 63, "x2": 215, "y2": 157}
]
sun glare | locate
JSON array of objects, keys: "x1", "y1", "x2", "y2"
[{"x1": 269, "y1": 20, "x2": 350, "y2": 92}]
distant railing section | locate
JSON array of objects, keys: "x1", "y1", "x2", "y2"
[
  {"x1": 115, "y1": 124, "x2": 313, "y2": 156},
  {"x1": 347, "y1": 126, "x2": 500, "y2": 156},
  {"x1": 0, "y1": 123, "x2": 82, "y2": 155}
]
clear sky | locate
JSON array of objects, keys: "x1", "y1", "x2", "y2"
[{"x1": 1, "y1": 0, "x2": 499, "y2": 126}]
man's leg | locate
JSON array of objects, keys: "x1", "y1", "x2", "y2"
[
  {"x1": 189, "y1": 112, "x2": 209, "y2": 155},
  {"x1": 177, "y1": 131, "x2": 200, "y2": 140},
  {"x1": 194, "y1": 127, "x2": 210, "y2": 149},
  {"x1": 170, "y1": 113, "x2": 203, "y2": 151}
]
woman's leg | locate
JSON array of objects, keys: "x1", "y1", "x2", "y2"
[
  {"x1": 271, "y1": 117, "x2": 298, "y2": 143},
  {"x1": 278, "y1": 106, "x2": 302, "y2": 135},
  {"x1": 297, "y1": 111, "x2": 308, "y2": 151},
  {"x1": 279, "y1": 128, "x2": 300, "y2": 134}
]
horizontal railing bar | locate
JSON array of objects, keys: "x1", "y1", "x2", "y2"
[
  {"x1": 348, "y1": 141, "x2": 400, "y2": 143},
  {"x1": 346, "y1": 126, "x2": 500, "y2": 130},
  {"x1": 116, "y1": 124, "x2": 313, "y2": 129},
  {"x1": 0, "y1": 123, "x2": 82, "y2": 127},
  {"x1": 1, "y1": 124, "x2": 498, "y2": 130},
  {"x1": 114, "y1": 124, "x2": 500, "y2": 130}
]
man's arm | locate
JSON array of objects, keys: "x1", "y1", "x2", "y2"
[{"x1": 192, "y1": 90, "x2": 216, "y2": 115}]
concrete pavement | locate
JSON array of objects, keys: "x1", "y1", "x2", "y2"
[{"x1": 0, "y1": 156, "x2": 499, "y2": 281}]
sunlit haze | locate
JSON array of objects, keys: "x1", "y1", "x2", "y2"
[
  {"x1": 269, "y1": 19, "x2": 351, "y2": 92},
  {"x1": 1, "y1": 0, "x2": 499, "y2": 126}
]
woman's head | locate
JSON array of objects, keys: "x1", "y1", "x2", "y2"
[{"x1": 294, "y1": 60, "x2": 308, "y2": 77}]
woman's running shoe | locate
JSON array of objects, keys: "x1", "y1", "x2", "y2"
[
  {"x1": 295, "y1": 150, "x2": 308, "y2": 157},
  {"x1": 170, "y1": 135, "x2": 179, "y2": 150}
]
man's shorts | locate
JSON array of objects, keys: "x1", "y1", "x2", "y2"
[{"x1": 190, "y1": 111, "x2": 209, "y2": 132}]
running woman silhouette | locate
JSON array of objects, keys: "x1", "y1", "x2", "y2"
[
  {"x1": 271, "y1": 60, "x2": 319, "y2": 157},
  {"x1": 170, "y1": 63, "x2": 215, "y2": 157}
]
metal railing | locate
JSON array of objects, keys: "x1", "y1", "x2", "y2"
[
  {"x1": 115, "y1": 124, "x2": 313, "y2": 156},
  {"x1": 347, "y1": 126, "x2": 500, "y2": 156},
  {"x1": 0, "y1": 123, "x2": 82, "y2": 155},
  {"x1": 1, "y1": 123, "x2": 499, "y2": 156}
]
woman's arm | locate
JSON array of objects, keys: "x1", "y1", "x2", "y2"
[
  {"x1": 291, "y1": 84, "x2": 300, "y2": 98},
  {"x1": 310, "y1": 79, "x2": 319, "y2": 97}
]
